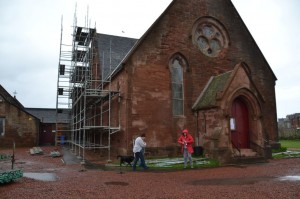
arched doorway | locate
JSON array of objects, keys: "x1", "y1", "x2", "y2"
[{"x1": 231, "y1": 97, "x2": 250, "y2": 149}]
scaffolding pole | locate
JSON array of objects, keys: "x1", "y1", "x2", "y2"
[{"x1": 56, "y1": 13, "x2": 121, "y2": 164}]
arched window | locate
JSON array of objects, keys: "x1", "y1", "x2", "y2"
[
  {"x1": 170, "y1": 57, "x2": 184, "y2": 116},
  {"x1": 0, "y1": 117, "x2": 5, "y2": 136}
]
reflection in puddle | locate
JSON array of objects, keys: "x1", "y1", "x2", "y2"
[
  {"x1": 105, "y1": 181, "x2": 129, "y2": 186},
  {"x1": 279, "y1": 176, "x2": 300, "y2": 181},
  {"x1": 188, "y1": 176, "x2": 274, "y2": 186},
  {"x1": 23, "y1": 172, "x2": 57, "y2": 181}
]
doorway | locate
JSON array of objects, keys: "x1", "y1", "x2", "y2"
[
  {"x1": 39, "y1": 124, "x2": 55, "y2": 145},
  {"x1": 231, "y1": 97, "x2": 250, "y2": 149}
]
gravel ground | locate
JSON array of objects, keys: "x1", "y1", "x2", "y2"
[{"x1": 1, "y1": 146, "x2": 300, "y2": 199}]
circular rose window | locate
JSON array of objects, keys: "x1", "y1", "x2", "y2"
[{"x1": 192, "y1": 17, "x2": 229, "y2": 57}]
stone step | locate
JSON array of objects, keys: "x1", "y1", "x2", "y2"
[
  {"x1": 240, "y1": 149, "x2": 257, "y2": 157},
  {"x1": 231, "y1": 156, "x2": 267, "y2": 165},
  {"x1": 30, "y1": 147, "x2": 43, "y2": 155},
  {"x1": 233, "y1": 148, "x2": 257, "y2": 157},
  {"x1": 231, "y1": 148, "x2": 267, "y2": 164}
]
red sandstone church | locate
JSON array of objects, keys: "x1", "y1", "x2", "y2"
[{"x1": 57, "y1": 0, "x2": 279, "y2": 164}]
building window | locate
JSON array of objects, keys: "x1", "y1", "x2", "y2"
[
  {"x1": 192, "y1": 17, "x2": 229, "y2": 57},
  {"x1": 0, "y1": 118, "x2": 5, "y2": 136},
  {"x1": 170, "y1": 58, "x2": 184, "y2": 116}
]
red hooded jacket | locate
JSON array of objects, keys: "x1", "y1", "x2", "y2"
[{"x1": 178, "y1": 129, "x2": 194, "y2": 154}]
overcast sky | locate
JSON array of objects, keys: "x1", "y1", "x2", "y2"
[{"x1": 0, "y1": 0, "x2": 299, "y2": 119}]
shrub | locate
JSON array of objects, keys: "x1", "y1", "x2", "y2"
[{"x1": 272, "y1": 146, "x2": 287, "y2": 153}]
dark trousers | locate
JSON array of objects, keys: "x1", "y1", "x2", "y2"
[{"x1": 133, "y1": 151, "x2": 147, "y2": 171}]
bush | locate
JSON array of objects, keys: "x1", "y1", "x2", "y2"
[{"x1": 272, "y1": 146, "x2": 287, "y2": 153}]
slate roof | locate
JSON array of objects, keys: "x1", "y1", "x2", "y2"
[
  {"x1": 96, "y1": 33, "x2": 138, "y2": 79},
  {"x1": 192, "y1": 71, "x2": 232, "y2": 110},
  {"x1": 26, "y1": 108, "x2": 70, "y2": 124}
]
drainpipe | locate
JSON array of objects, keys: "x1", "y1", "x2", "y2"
[
  {"x1": 11, "y1": 141, "x2": 15, "y2": 170},
  {"x1": 202, "y1": 111, "x2": 207, "y2": 135},
  {"x1": 202, "y1": 111, "x2": 207, "y2": 157},
  {"x1": 196, "y1": 111, "x2": 199, "y2": 146}
]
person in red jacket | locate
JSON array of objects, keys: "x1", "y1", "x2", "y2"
[{"x1": 178, "y1": 129, "x2": 194, "y2": 168}]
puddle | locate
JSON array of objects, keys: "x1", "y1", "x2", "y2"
[
  {"x1": 105, "y1": 181, "x2": 129, "y2": 186},
  {"x1": 278, "y1": 176, "x2": 300, "y2": 181},
  {"x1": 189, "y1": 176, "x2": 300, "y2": 186},
  {"x1": 23, "y1": 172, "x2": 57, "y2": 181},
  {"x1": 188, "y1": 176, "x2": 274, "y2": 186}
]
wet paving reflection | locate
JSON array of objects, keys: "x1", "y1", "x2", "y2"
[
  {"x1": 23, "y1": 172, "x2": 57, "y2": 181},
  {"x1": 278, "y1": 176, "x2": 300, "y2": 181},
  {"x1": 188, "y1": 176, "x2": 274, "y2": 186},
  {"x1": 188, "y1": 175, "x2": 300, "y2": 186},
  {"x1": 105, "y1": 181, "x2": 129, "y2": 186}
]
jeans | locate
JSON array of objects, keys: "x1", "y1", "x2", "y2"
[
  {"x1": 183, "y1": 148, "x2": 193, "y2": 168},
  {"x1": 133, "y1": 151, "x2": 148, "y2": 171},
  {"x1": 138, "y1": 148, "x2": 145, "y2": 167}
]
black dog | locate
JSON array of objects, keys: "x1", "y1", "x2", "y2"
[{"x1": 117, "y1": 155, "x2": 134, "y2": 167}]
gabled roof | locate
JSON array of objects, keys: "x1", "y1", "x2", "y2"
[
  {"x1": 0, "y1": 84, "x2": 25, "y2": 110},
  {"x1": 192, "y1": 62, "x2": 265, "y2": 111},
  {"x1": 192, "y1": 71, "x2": 232, "y2": 110},
  {"x1": 107, "y1": 0, "x2": 176, "y2": 78},
  {"x1": 26, "y1": 108, "x2": 70, "y2": 124},
  {"x1": 96, "y1": 33, "x2": 138, "y2": 79},
  {"x1": 229, "y1": 1, "x2": 277, "y2": 81},
  {"x1": 0, "y1": 84, "x2": 40, "y2": 121},
  {"x1": 105, "y1": 0, "x2": 276, "y2": 82}
]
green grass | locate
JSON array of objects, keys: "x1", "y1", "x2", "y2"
[
  {"x1": 110, "y1": 157, "x2": 219, "y2": 171},
  {"x1": 279, "y1": 140, "x2": 300, "y2": 148},
  {"x1": 273, "y1": 153, "x2": 300, "y2": 159},
  {"x1": 272, "y1": 146, "x2": 287, "y2": 153},
  {"x1": 272, "y1": 140, "x2": 300, "y2": 159},
  {"x1": 147, "y1": 158, "x2": 220, "y2": 170},
  {"x1": 112, "y1": 140, "x2": 300, "y2": 169}
]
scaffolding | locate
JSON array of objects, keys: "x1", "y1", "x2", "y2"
[
  {"x1": 56, "y1": 16, "x2": 120, "y2": 163},
  {"x1": 55, "y1": 18, "x2": 72, "y2": 147}
]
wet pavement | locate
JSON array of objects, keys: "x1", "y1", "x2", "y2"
[
  {"x1": 23, "y1": 172, "x2": 57, "y2": 181},
  {"x1": 61, "y1": 147, "x2": 81, "y2": 165},
  {"x1": 1, "y1": 146, "x2": 300, "y2": 198}
]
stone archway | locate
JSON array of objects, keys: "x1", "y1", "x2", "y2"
[{"x1": 227, "y1": 89, "x2": 263, "y2": 153}]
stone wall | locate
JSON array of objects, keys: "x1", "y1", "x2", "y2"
[{"x1": 0, "y1": 102, "x2": 39, "y2": 148}]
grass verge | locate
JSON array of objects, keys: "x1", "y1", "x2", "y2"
[
  {"x1": 110, "y1": 156, "x2": 219, "y2": 171},
  {"x1": 272, "y1": 140, "x2": 300, "y2": 159},
  {"x1": 279, "y1": 140, "x2": 300, "y2": 148}
]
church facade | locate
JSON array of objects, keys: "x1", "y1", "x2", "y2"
[{"x1": 75, "y1": 0, "x2": 279, "y2": 164}]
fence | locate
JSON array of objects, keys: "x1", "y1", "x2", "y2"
[{"x1": 279, "y1": 128, "x2": 300, "y2": 139}]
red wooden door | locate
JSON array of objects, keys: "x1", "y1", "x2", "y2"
[{"x1": 231, "y1": 98, "x2": 249, "y2": 148}]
